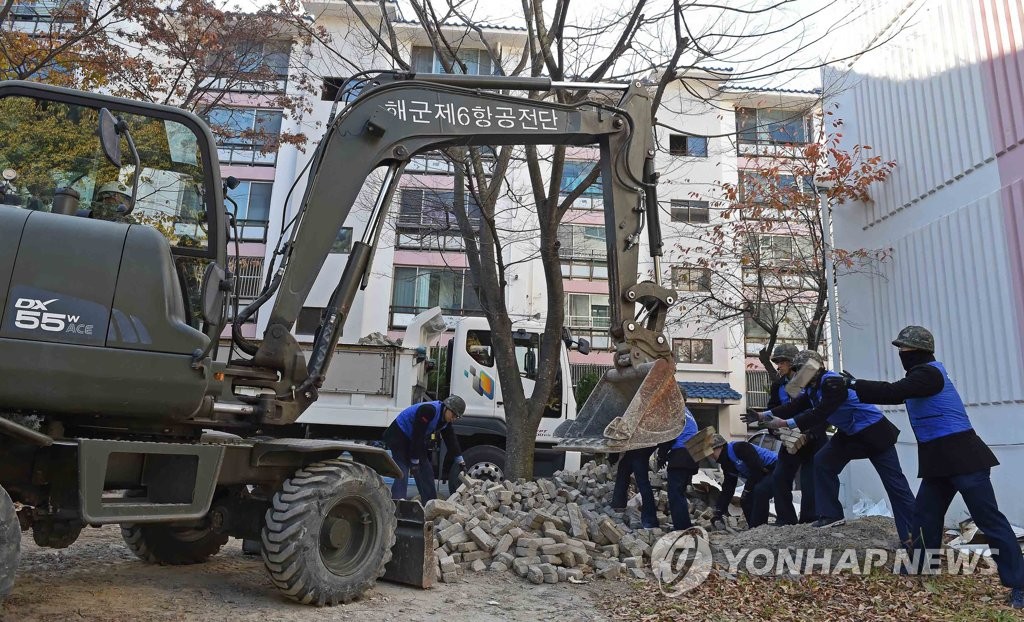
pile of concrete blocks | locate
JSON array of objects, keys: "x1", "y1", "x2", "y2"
[
  {"x1": 425, "y1": 460, "x2": 727, "y2": 585},
  {"x1": 777, "y1": 428, "x2": 808, "y2": 454}
]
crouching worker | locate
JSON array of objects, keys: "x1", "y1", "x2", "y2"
[
  {"x1": 384, "y1": 395, "x2": 466, "y2": 502},
  {"x1": 848, "y1": 326, "x2": 1023, "y2": 609},
  {"x1": 710, "y1": 435, "x2": 778, "y2": 529},
  {"x1": 656, "y1": 394, "x2": 700, "y2": 531}
]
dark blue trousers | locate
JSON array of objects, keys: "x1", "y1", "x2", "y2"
[
  {"x1": 666, "y1": 467, "x2": 696, "y2": 530},
  {"x1": 386, "y1": 426, "x2": 438, "y2": 502},
  {"x1": 914, "y1": 468, "x2": 1024, "y2": 588},
  {"x1": 814, "y1": 441, "x2": 915, "y2": 544},
  {"x1": 742, "y1": 467, "x2": 777, "y2": 528},
  {"x1": 774, "y1": 434, "x2": 827, "y2": 525},
  {"x1": 611, "y1": 447, "x2": 658, "y2": 528}
]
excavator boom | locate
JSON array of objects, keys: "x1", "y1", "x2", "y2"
[{"x1": 236, "y1": 72, "x2": 684, "y2": 452}]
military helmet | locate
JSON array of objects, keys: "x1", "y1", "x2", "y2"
[
  {"x1": 792, "y1": 350, "x2": 824, "y2": 370},
  {"x1": 96, "y1": 182, "x2": 130, "y2": 201},
  {"x1": 892, "y1": 325, "x2": 934, "y2": 353},
  {"x1": 443, "y1": 394, "x2": 466, "y2": 418},
  {"x1": 770, "y1": 344, "x2": 799, "y2": 363},
  {"x1": 710, "y1": 434, "x2": 727, "y2": 449}
]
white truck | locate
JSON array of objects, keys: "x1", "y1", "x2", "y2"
[{"x1": 295, "y1": 307, "x2": 583, "y2": 482}]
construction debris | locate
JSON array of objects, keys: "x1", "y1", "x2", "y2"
[{"x1": 425, "y1": 460, "x2": 728, "y2": 585}]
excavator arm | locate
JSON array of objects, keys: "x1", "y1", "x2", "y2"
[{"x1": 229, "y1": 73, "x2": 683, "y2": 450}]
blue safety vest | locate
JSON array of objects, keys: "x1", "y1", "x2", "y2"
[
  {"x1": 726, "y1": 442, "x2": 778, "y2": 479},
  {"x1": 904, "y1": 361, "x2": 974, "y2": 442},
  {"x1": 395, "y1": 401, "x2": 446, "y2": 439},
  {"x1": 778, "y1": 378, "x2": 791, "y2": 405},
  {"x1": 807, "y1": 370, "x2": 883, "y2": 435},
  {"x1": 670, "y1": 409, "x2": 699, "y2": 451}
]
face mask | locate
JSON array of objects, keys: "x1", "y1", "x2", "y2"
[{"x1": 899, "y1": 350, "x2": 932, "y2": 371}]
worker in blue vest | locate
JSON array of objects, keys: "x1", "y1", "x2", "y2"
[
  {"x1": 710, "y1": 435, "x2": 778, "y2": 529},
  {"x1": 656, "y1": 389, "x2": 700, "y2": 530},
  {"x1": 763, "y1": 344, "x2": 828, "y2": 525},
  {"x1": 383, "y1": 395, "x2": 466, "y2": 502},
  {"x1": 847, "y1": 326, "x2": 1023, "y2": 609},
  {"x1": 748, "y1": 350, "x2": 916, "y2": 546}
]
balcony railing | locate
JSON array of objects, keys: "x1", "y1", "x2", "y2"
[
  {"x1": 229, "y1": 219, "x2": 269, "y2": 243},
  {"x1": 564, "y1": 315, "x2": 611, "y2": 329},
  {"x1": 216, "y1": 145, "x2": 278, "y2": 166},
  {"x1": 389, "y1": 305, "x2": 484, "y2": 329}
]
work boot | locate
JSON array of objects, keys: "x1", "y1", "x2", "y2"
[
  {"x1": 1010, "y1": 587, "x2": 1024, "y2": 609},
  {"x1": 812, "y1": 517, "x2": 846, "y2": 528}
]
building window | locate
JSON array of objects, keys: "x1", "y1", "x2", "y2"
[
  {"x1": 7, "y1": 0, "x2": 74, "y2": 23},
  {"x1": 411, "y1": 46, "x2": 494, "y2": 75},
  {"x1": 736, "y1": 108, "x2": 813, "y2": 145},
  {"x1": 670, "y1": 199, "x2": 710, "y2": 223},
  {"x1": 206, "y1": 108, "x2": 283, "y2": 166},
  {"x1": 391, "y1": 266, "x2": 481, "y2": 326},
  {"x1": 296, "y1": 307, "x2": 322, "y2": 335},
  {"x1": 560, "y1": 161, "x2": 603, "y2": 197},
  {"x1": 226, "y1": 181, "x2": 272, "y2": 222},
  {"x1": 669, "y1": 134, "x2": 708, "y2": 157},
  {"x1": 565, "y1": 293, "x2": 610, "y2": 330},
  {"x1": 673, "y1": 338, "x2": 713, "y2": 364},
  {"x1": 557, "y1": 224, "x2": 607, "y2": 279},
  {"x1": 398, "y1": 188, "x2": 481, "y2": 232},
  {"x1": 738, "y1": 171, "x2": 813, "y2": 203},
  {"x1": 330, "y1": 227, "x2": 353, "y2": 254},
  {"x1": 745, "y1": 234, "x2": 813, "y2": 266},
  {"x1": 671, "y1": 266, "x2": 711, "y2": 292}
]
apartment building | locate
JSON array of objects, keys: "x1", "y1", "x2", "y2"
[{"x1": 199, "y1": 1, "x2": 820, "y2": 437}]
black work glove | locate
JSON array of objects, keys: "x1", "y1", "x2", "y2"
[
  {"x1": 710, "y1": 513, "x2": 726, "y2": 530},
  {"x1": 841, "y1": 370, "x2": 857, "y2": 389},
  {"x1": 741, "y1": 408, "x2": 765, "y2": 424}
]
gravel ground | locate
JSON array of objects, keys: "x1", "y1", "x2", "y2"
[{"x1": 2, "y1": 526, "x2": 629, "y2": 622}]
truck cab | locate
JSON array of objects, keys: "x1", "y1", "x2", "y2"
[{"x1": 295, "y1": 308, "x2": 582, "y2": 481}]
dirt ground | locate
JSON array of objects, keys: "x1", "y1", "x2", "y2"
[{"x1": 1, "y1": 526, "x2": 630, "y2": 622}]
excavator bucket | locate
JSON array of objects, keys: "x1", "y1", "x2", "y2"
[
  {"x1": 382, "y1": 500, "x2": 435, "y2": 588},
  {"x1": 554, "y1": 359, "x2": 684, "y2": 453}
]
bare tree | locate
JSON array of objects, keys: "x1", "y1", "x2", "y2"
[
  {"x1": 672, "y1": 111, "x2": 895, "y2": 378},
  {"x1": 307, "y1": 0, "x2": 910, "y2": 478}
]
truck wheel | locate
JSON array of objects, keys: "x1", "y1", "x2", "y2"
[
  {"x1": 0, "y1": 485, "x2": 20, "y2": 602},
  {"x1": 261, "y1": 459, "x2": 396, "y2": 606},
  {"x1": 121, "y1": 522, "x2": 228, "y2": 565},
  {"x1": 450, "y1": 445, "x2": 505, "y2": 483}
]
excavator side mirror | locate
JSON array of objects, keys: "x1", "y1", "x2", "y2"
[
  {"x1": 201, "y1": 262, "x2": 229, "y2": 325},
  {"x1": 98, "y1": 108, "x2": 122, "y2": 168},
  {"x1": 576, "y1": 338, "x2": 591, "y2": 356}
]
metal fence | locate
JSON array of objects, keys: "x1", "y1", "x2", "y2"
[
  {"x1": 569, "y1": 363, "x2": 613, "y2": 388},
  {"x1": 745, "y1": 370, "x2": 771, "y2": 409}
]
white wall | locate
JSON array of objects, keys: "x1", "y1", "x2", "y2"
[{"x1": 826, "y1": 0, "x2": 1024, "y2": 524}]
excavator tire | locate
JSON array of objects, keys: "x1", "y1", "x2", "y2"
[
  {"x1": 0, "y1": 485, "x2": 20, "y2": 602},
  {"x1": 121, "y1": 522, "x2": 228, "y2": 565},
  {"x1": 261, "y1": 459, "x2": 396, "y2": 606}
]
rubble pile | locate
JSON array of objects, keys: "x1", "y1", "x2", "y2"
[{"x1": 425, "y1": 460, "x2": 739, "y2": 584}]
